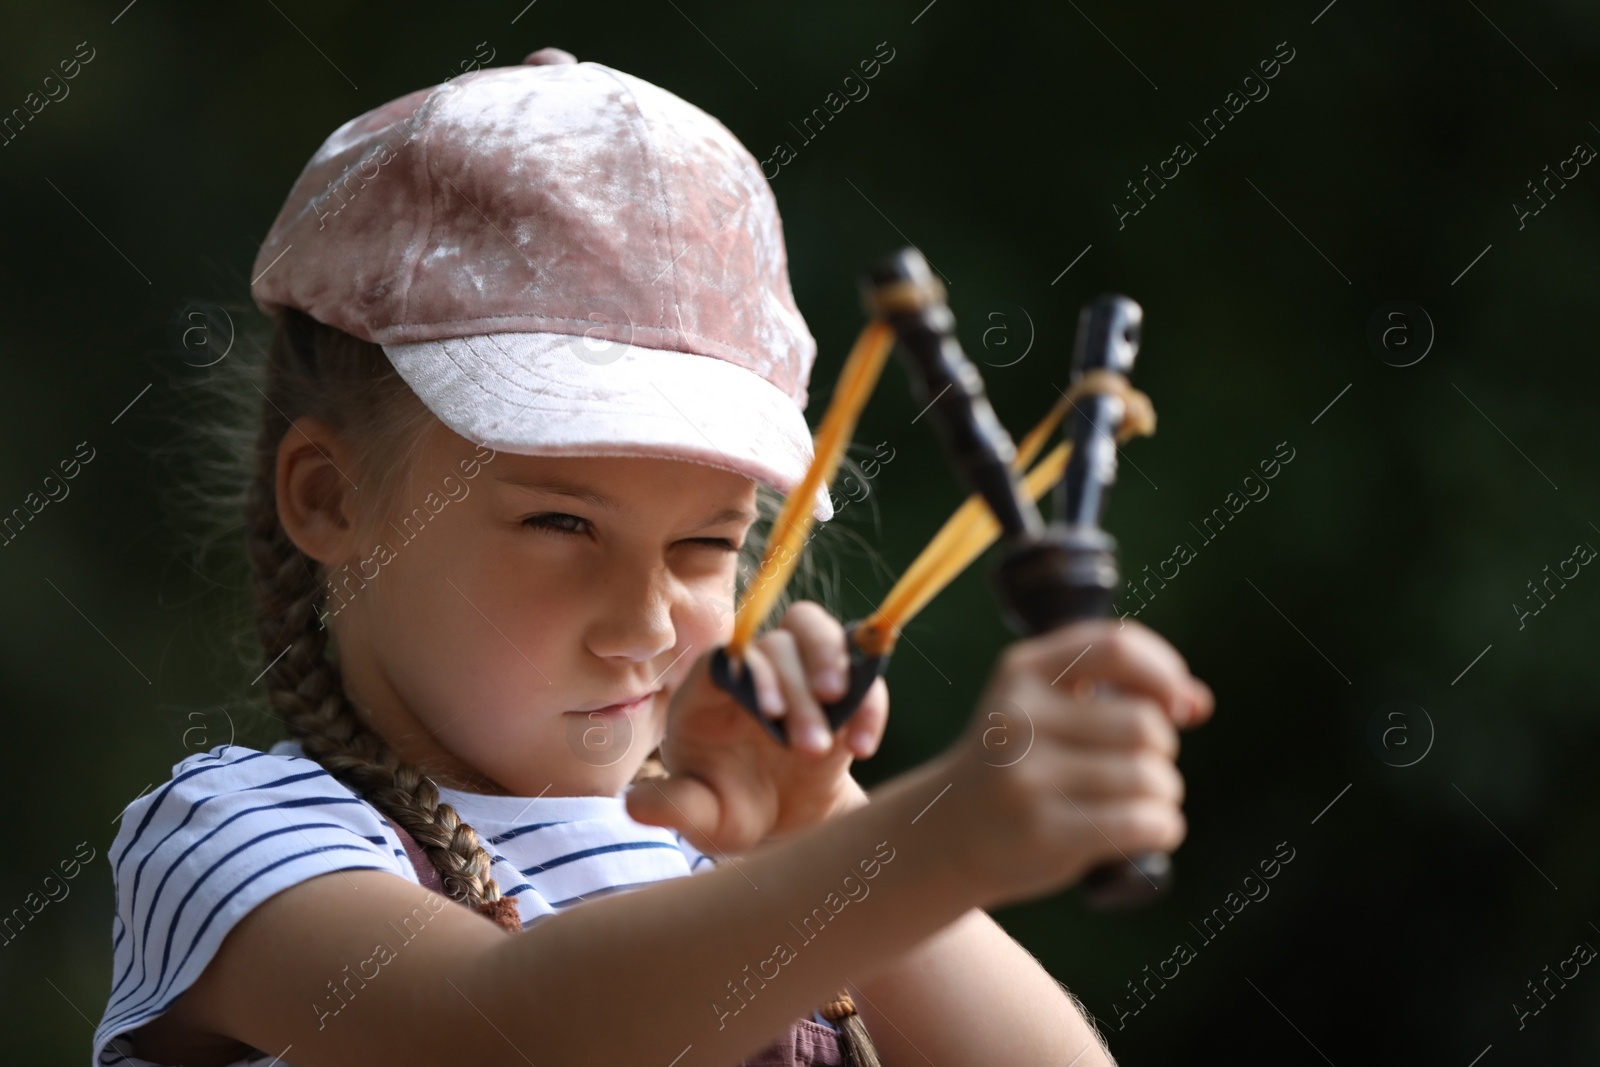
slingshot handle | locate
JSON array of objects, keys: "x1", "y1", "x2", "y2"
[
  {"x1": 990, "y1": 532, "x2": 1173, "y2": 909},
  {"x1": 866, "y1": 248, "x2": 1171, "y2": 911}
]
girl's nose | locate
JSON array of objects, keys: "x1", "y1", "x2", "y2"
[{"x1": 585, "y1": 569, "x2": 681, "y2": 664}]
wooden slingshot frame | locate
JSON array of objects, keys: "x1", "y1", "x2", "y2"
[{"x1": 708, "y1": 246, "x2": 1166, "y2": 907}]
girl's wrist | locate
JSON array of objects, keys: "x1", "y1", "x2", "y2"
[{"x1": 827, "y1": 772, "x2": 872, "y2": 819}]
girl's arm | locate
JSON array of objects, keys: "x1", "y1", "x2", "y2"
[
  {"x1": 167, "y1": 752, "x2": 988, "y2": 1067},
  {"x1": 162, "y1": 619, "x2": 1196, "y2": 1067},
  {"x1": 826, "y1": 779, "x2": 1118, "y2": 1066},
  {"x1": 853, "y1": 908, "x2": 1116, "y2": 1066}
]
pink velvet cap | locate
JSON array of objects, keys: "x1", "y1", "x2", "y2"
[{"x1": 250, "y1": 47, "x2": 832, "y2": 522}]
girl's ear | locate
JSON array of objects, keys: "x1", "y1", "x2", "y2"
[{"x1": 275, "y1": 415, "x2": 364, "y2": 567}]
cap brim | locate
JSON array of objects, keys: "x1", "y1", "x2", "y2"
[{"x1": 382, "y1": 332, "x2": 834, "y2": 523}]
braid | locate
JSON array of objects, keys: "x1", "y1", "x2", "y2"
[{"x1": 246, "y1": 310, "x2": 518, "y2": 932}]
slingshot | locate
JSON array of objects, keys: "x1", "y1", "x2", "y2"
[{"x1": 708, "y1": 247, "x2": 1165, "y2": 907}]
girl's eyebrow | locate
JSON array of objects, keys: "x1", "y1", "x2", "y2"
[
  {"x1": 494, "y1": 474, "x2": 758, "y2": 530},
  {"x1": 496, "y1": 474, "x2": 616, "y2": 510}
]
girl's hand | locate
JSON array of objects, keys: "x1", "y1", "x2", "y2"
[
  {"x1": 934, "y1": 618, "x2": 1214, "y2": 909},
  {"x1": 625, "y1": 601, "x2": 889, "y2": 857}
]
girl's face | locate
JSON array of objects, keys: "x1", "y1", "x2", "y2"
[{"x1": 326, "y1": 418, "x2": 758, "y2": 798}]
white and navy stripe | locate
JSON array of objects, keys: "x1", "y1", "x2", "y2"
[{"x1": 93, "y1": 741, "x2": 717, "y2": 1066}]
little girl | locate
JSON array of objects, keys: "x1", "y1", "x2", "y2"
[{"x1": 93, "y1": 48, "x2": 1212, "y2": 1067}]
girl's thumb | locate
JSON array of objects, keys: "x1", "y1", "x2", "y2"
[{"x1": 625, "y1": 772, "x2": 722, "y2": 852}]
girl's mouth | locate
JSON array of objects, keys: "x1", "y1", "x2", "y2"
[{"x1": 568, "y1": 690, "x2": 659, "y2": 717}]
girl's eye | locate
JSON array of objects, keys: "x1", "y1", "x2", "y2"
[
  {"x1": 688, "y1": 537, "x2": 741, "y2": 553},
  {"x1": 523, "y1": 513, "x2": 740, "y2": 551},
  {"x1": 524, "y1": 512, "x2": 590, "y2": 536}
]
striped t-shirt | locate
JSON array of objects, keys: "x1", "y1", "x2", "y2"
[{"x1": 92, "y1": 739, "x2": 722, "y2": 1067}]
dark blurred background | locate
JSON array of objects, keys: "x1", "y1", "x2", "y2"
[{"x1": 4, "y1": 0, "x2": 1598, "y2": 1062}]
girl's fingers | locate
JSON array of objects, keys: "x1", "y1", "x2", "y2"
[
  {"x1": 753, "y1": 628, "x2": 834, "y2": 756},
  {"x1": 626, "y1": 763, "x2": 774, "y2": 854},
  {"x1": 778, "y1": 600, "x2": 851, "y2": 702},
  {"x1": 1067, "y1": 797, "x2": 1189, "y2": 863},
  {"x1": 740, "y1": 644, "x2": 786, "y2": 719},
  {"x1": 844, "y1": 676, "x2": 888, "y2": 758},
  {"x1": 1041, "y1": 695, "x2": 1180, "y2": 758},
  {"x1": 1181, "y1": 678, "x2": 1216, "y2": 728},
  {"x1": 624, "y1": 770, "x2": 723, "y2": 846},
  {"x1": 1012, "y1": 619, "x2": 1196, "y2": 723},
  {"x1": 1049, "y1": 748, "x2": 1185, "y2": 805}
]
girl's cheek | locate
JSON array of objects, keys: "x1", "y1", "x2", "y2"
[
  {"x1": 684, "y1": 602, "x2": 725, "y2": 648},
  {"x1": 686, "y1": 575, "x2": 739, "y2": 632},
  {"x1": 677, "y1": 589, "x2": 736, "y2": 664}
]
